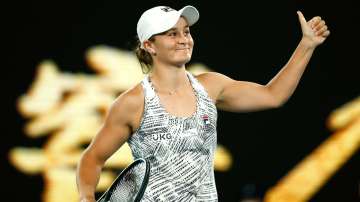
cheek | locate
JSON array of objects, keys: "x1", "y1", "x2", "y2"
[
  {"x1": 188, "y1": 39, "x2": 194, "y2": 54},
  {"x1": 189, "y1": 37, "x2": 194, "y2": 47}
]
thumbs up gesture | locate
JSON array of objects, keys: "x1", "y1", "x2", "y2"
[{"x1": 297, "y1": 11, "x2": 330, "y2": 48}]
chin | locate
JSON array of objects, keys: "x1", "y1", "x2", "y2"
[
  {"x1": 176, "y1": 54, "x2": 192, "y2": 62},
  {"x1": 173, "y1": 57, "x2": 191, "y2": 66}
]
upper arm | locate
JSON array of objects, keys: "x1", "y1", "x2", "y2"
[
  {"x1": 197, "y1": 72, "x2": 279, "y2": 112},
  {"x1": 85, "y1": 86, "x2": 144, "y2": 164}
]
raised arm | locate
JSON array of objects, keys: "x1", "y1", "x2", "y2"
[
  {"x1": 266, "y1": 11, "x2": 330, "y2": 105},
  {"x1": 76, "y1": 86, "x2": 143, "y2": 202},
  {"x1": 197, "y1": 11, "x2": 330, "y2": 113}
]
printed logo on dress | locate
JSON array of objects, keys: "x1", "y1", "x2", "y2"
[
  {"x1": 202, "y1": 115, "x2": 210, "y2": 125},
  {"x1": 152, "y1": 133, "x2": 172, "y2": 141}
]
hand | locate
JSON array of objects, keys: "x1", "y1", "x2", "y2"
[
  {"x1": 297, "y1": 11, "x2": 330, "y2": 48},
  {"x1": 79, "y1": 196, "x2": 96, "y2": 202},
  {"x1": 80, "y1": 199, "x2": 95, "y2": 202}
]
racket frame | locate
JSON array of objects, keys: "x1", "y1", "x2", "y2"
[{"x1": 97, "y1": 158, "x2": 150, "y2": 202}]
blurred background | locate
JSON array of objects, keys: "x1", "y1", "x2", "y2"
[{"x1": 3, "y1": 0, "x2": 359, "y2": 201}]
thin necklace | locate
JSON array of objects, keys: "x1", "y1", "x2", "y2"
[
  {"x1": 149, "y1": 77, "x2": 187, "y2": 96},
  {"x1": 152, "y1": 83, "x2": 180, "y2": 95}
]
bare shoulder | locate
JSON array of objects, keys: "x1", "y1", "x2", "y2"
[
  {"x1": 112, "y1": 83, "x2": 144, "y2": 109},
  {"x1": 108, "y1": 83, "x2": 144, "y2": 132},
  {"x1": 195, "y1": 72, "x2": 232, "y2": 103},
  {"x1": 195, "y1": 71, "x2": 232, "y2": 84}
]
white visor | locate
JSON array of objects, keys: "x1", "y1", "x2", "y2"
[{"x1": 137, "y1": 5, "x2": 199, "y2": 48}]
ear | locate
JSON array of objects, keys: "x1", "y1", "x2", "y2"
[{"x1": 143, "y1": 40, "x2": 156, "y2": 55}]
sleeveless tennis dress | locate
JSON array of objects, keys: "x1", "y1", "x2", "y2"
[{"x1": 127, "y1": 71, "x2": 218, "y2": 201}]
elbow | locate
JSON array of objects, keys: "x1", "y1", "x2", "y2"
[
  {"x1": 266, "y1": 87, "x2": 287, "y2": 109},
  {"x1": 268, "y1": 95, "x2": 286, "y2": 109},
  {"x1": 273, "y1": 100, "x2": 285, "y2": 108},
  {"x1": 268, "y1": 100, "x2": 281, "y2": 109}
]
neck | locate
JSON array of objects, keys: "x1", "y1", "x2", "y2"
[{"x1": 149, "y1": 64, "x2": 189, "y2": 94}]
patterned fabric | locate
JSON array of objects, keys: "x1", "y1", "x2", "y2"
[{"x1": 127, "y1": 71, "x2": 218, "y2": 201}]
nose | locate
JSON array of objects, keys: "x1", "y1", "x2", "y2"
[{"x1": 177, "y1": 33, "x2": 188, "y2": 45}]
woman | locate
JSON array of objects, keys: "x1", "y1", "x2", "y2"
[{"x1": 76, "y1": 5, "x2": 329, "y2": 202}]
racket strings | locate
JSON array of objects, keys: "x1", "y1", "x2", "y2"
[{"x1": 109, "y1": 162, "x2": 147, "y2": 202}]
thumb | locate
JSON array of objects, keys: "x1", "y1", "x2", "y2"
[{"x1": 297, "y1": 11, "x2": 308, "y2": 28}]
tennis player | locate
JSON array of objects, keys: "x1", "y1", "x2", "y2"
[{"x1": 76, "y1": 5, "x2": 330, "y2": 202}]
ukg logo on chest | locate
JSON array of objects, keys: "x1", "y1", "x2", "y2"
[{"x1": 152, "y1": 133, "x2": 172, "y2": 141}]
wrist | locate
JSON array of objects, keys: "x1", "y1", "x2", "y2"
[{"x1": 299, "y1": 37, "x2": 317, "y2": 50}]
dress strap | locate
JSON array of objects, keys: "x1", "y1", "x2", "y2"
[{"x1": 141, "y1": 74, "x2": 156, "y2": 99}]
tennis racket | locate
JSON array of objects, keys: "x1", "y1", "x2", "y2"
[{"x1": 97, "y1": 158, "x2": 150, "y2": 202}]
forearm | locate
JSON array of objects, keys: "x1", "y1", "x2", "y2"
[
  {"x1": 266, "y1": 38, "x2": 316, "y2": 105},
  {"x1": 76, "y1": 151, "x2": 104, "y2": 202}
]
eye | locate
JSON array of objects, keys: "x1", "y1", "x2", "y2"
[{"x1": 168, "y1": 32, "x2": 177, "y2": 37}]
